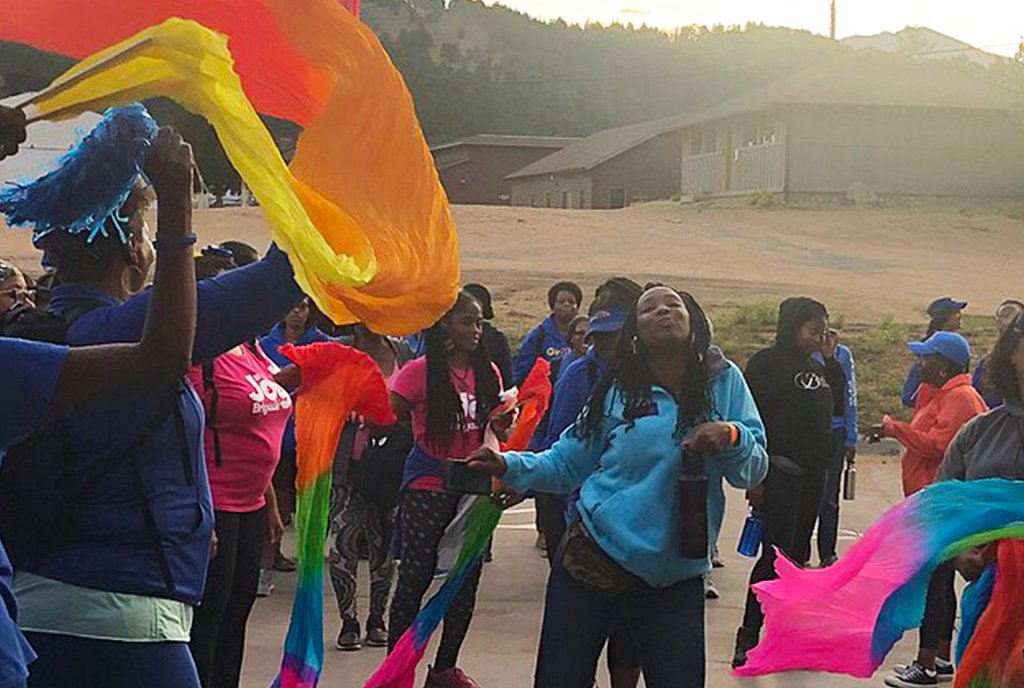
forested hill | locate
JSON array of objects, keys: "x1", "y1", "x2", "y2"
[
  {"x1": 2, "y1": 0, "x2": 1016, "y2": 189},
  {"x1": 364, "y1": 0, "x2": 841, "y2": 143}
]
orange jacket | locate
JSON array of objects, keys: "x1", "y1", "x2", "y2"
[{"x1": 887, "y1": 374, "x2": 988, "y2": 496}]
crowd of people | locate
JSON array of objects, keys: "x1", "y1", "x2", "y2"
[{"x1": 1, "y1": 104, "x2": 1023, "y2": 688}]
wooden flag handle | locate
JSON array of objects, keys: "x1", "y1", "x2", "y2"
[{"x1": 13, "y1": 37, "x2": 154, "y2": 121}]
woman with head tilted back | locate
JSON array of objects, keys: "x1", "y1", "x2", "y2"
[
  {"x1": 467, "y1": 286, "x2": 768, "y2": 688},
  {"x1": 387, "y1": 291, "x2": 511, "y2": 688},
  {"x1": 2, "y1": 107, "x2": 304, "y2": 688}
]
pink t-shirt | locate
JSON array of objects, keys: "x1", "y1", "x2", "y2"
[
  {"x1": 188, "y1": 343, "x2": 292, "y2": 512},
  {"x1": 391, "y1": 357, "x2": 502, "y2": 491}
]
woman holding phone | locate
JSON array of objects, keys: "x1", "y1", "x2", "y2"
[{"x1": 386, "y1": 291, "x2": 511, "y2": 688}]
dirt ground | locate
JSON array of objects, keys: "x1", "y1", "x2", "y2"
[{"x1": 3, "y1": 201, "x2": 1020, "y2": 325}]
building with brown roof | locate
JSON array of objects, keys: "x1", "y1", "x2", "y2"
[
  {"x1": 507, "y1": 52, "x2": 1024, "y2": 208},
  {"x1": 505, "y1": 117, "x2": 683, "y2": 210},
  {"x1": 431, "y1": 134, "x2": 580, "y2": 205}
]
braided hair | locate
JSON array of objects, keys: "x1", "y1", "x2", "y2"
[
  {"x1": 423, "y1": 291, "x2": 501, "y2": 453},
  {"x1": 577, "y1": 286, "x2": 715, "y2": 442}
]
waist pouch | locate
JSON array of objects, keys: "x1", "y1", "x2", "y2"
[{"x1": 561, "y1": 519, "x2": 640, "y2": 596}]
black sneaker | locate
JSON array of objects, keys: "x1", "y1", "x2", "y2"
[
  {"x1": 365, "y1": 617, "x2": 388, "y2": 648},
  {"x1": 935, "y1": 659, "x2": 954, "y2": 683},
  {"x1": 336, "y1": 623, "x2": 362, "y2": 651},
  {"x1": 885, "y1": 662, "x2": 938, "y2": 687}
]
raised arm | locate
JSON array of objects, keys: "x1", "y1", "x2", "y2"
[{"x1": 49, "y1": 129, "x2": 197, "y2": 415}]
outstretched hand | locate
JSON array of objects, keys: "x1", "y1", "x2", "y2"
[
  {"x1": 0, "y1": 106, "x2": 27, "y2": 161},
  {"x1": 464, "y1": 446, "x2": 508, "y2": 477}
]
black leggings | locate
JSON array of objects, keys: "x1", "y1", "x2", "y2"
[
  {"x1": 920, "y1": 564, "x2": 957, "y2": 650},
  {"x1": 189, "y1": 507, "x2": 266, "y2": 688},
  {"x1": 742, "y1": 460, "x2": 827, "y2": 632},
  {"x1": 388, "y1": 490, "x2": 483, "y2": 671}
]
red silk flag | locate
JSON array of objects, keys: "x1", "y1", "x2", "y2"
[{"x1": 1, "y1": 0, "x2": 358, "y2": 125}]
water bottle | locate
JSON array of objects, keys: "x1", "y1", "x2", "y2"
[
  {"x1": 843, "y1": 463, "x2": 857, "y2": 501},
  {"x1": 737, "y1": 510, "x2": 765, "y2": 558},
  {"x1": 678, "y1": 450, "x2": 709, "y2": 559}
]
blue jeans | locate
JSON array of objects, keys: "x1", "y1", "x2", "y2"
[
  {"x1": 25, "y1": 634, "x2": 200, "y2": 688},
  {"x1": 535, "y1": 559, "x2": 705, "y2": 688}
]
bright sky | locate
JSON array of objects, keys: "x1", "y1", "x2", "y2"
[{"x1": 484, "y1": 1, "x2": 1024, "y2": 56}]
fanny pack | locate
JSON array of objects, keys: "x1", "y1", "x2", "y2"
[{"x1": 560, "y1": 519, "x2": 640, "y2": 596}]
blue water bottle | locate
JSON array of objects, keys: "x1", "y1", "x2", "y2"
[{"x1": 737, "y1": 510, "x2": 765, "y2": 558}]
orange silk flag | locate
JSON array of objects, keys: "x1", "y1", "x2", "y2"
[
  {"x1": 502, "y1": 359, "x2": 553, "y2": 452},
  {"x1": 1, "y1": 0, "x2": 355, "y2": 124},
  {"x1": 2, "y1": 0, "x2": 459, "y2": 335}
]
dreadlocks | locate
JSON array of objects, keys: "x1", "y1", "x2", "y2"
[
  {"x1": 423, "y1": 291, "x2": 501, "y2": 453},
  {"x1": 578, "y1": 286, "x2": 716, "y2": 442}
]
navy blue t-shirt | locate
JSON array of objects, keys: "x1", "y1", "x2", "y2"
[{"x1": 0, "y1": 337, "x2": 67, "y2": 688}]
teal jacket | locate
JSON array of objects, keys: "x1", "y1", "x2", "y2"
[{"x1": 502, "y1": 360, "x2": 768, "y2": 587}]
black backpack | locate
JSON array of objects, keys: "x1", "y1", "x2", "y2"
[{"x1": 0, "y1": 302, "x2": 184, "y2": 592}]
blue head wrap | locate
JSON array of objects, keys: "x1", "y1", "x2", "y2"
[{"x1": 0, "y1": 104, "x2": 159, "y2": 245}]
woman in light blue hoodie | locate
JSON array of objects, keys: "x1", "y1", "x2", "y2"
[{"x1": 467, "y1": 286, "x2": 768, "y2": 688}]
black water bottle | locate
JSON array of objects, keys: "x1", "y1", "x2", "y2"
[{"x1": 678, "y1": 450, "x2": 709, "y2": 559}]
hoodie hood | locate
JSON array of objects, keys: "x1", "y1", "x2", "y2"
[{"x1": 775, "y1": 297, "x2": 828, "y2": 351}]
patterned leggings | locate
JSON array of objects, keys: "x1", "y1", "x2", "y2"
[
  {"x1": 328, "y1": 484, "x2": 396, "y2": 628},
  {"x1": 388, "y1": 490, "x2": 483, "y2": 671}
]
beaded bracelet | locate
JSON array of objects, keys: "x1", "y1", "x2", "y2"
[{"x1": 153, "y1": 233, "x2": 198, "y2": 251}]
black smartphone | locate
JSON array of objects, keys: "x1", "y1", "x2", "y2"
[{"x1": 444, "y1": 460, "x2": 493, "y2": 496}]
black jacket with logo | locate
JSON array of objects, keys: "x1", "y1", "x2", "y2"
[{"x1": 744, "y1": 297, "x2": 847, "y2": 471}]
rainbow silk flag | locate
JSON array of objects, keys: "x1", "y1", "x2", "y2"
[
  {"x1": 364, "y1": 359, "x2": 553, "y2": 688},
  {"x1": 1, "y1": 0, "x2": 458, "y2": 335},
  {"x1": 278, "y1": 342, "x2": 395, "y2": 688},
  {"x1": 734, "y1": 479, "x2": 1024, "y2": 680}
]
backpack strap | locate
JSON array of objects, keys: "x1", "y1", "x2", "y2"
[{"x1": 201, "y1": 361, "x2": 222, "y2": 468}]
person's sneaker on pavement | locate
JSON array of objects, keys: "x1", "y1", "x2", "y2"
[
  {"x1": 365, "y1": 617, "x2": 388, "y2": 648},
  {"x1": 256, "y1": 569, "x2": 274, "y2": 597},
  {"x1": 731, "y1": 626, "x2": 759, "y2": 669},
  {"x1": 894, "y1": 659, "x2": 953, "y2": 683},
  {"x1": 274, "y1": 552, "x2": 297, "y2": 572},
  {"x1": 425, "y1": 666, "x2": 481, "y2": 688},
  {"x1": 885, "y1": 662, "x2": 939, "y2": 687},
  {"x1": 336, "y1": 622, "x2": 362, "y2": 652},
  {"x1": 703, "y1": 573, "x2": 720, "y2": 600},
  {"x1": 934, "y1": 658, "x2": 954, "y2": 682},
  {"x1": 819, "y1": 554, "x2": 839, "y2": 568}
]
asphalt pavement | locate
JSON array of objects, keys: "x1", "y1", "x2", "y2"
[{"x1": 242, "y1": 453, "x2": 919, "y2": 688}]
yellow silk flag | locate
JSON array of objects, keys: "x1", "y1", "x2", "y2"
[{"x1": 26, "y1": 16, "x2": 458, "y2": 334}]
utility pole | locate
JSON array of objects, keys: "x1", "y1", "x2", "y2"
[{"x1": 830, "y1": 0, "x2": 837, "y2": 40}]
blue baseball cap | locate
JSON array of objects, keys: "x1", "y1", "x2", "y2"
[
  {"x1": 908, "y1": 331, "x2": 971, "y2": 369},
  {"x1": 587, "y1": 308, "x2": 627, "y2": 335},
  {"x1": 927, "y1": 297, "x2": 968, "y2": 319}
]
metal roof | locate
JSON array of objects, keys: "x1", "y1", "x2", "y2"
[{"x1": 507, "y1": 53, "x2": 1018, "y2": 180}]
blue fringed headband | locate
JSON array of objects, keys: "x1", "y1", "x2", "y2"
[{"x1": 0, "y1": 104, "x2": 159, "y2": 245}]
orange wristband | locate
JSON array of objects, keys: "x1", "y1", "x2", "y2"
[{"x1": 728, "y1": 423, "x2": 740, "y2": 447}]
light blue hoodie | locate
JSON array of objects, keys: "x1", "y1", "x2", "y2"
[{"x1": 502, "y1": 359, "x2": 768, "y2": 588}]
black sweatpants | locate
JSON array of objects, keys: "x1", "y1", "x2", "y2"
[
  {"x1": 742, "y1": 459, "x2": 827, "y2": 632},
  {"x1": 189, "y1": 507, "x2": 266, "y2": 688},
  {"x1": 388, "y1": 490, "x2": 483, "y2": 671},
  {"x1": 920, "y1": 564, "x2": 957, "y2": 650}
]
